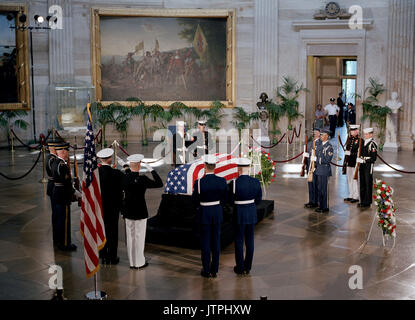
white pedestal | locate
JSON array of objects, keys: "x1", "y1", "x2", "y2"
[{"x1": 383, "y1": 112, "x2": 400, "y2": 152}]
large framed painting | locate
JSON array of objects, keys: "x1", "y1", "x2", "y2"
[
  {"x1": 0, "y1": 4, "x2": 30, "y2": 110},
  {"x1": 91, "y1": 8, "x2": 236, "y2": 108}
]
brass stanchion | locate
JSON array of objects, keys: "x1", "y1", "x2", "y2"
[
  {"x1": 40, "y1": 144, "x2": 48, "y2": 183},
  {"x1": 334, "y1": 131, "x2": 342, "y2": 161},
  {"x1": 10, "y1": 129, "x2": 15, "y2": 154},
  {"x1": 286, "y1": 128, "x2": 289, "y2": 158}
]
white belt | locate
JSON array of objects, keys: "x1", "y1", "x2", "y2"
[
  {"x1": 200, "y1": 201, "x2": 220, "y2": 206},
  {"x1": 196, "y1": 146, "x2": 205, "y2": 149},
  {"x1": 235, "y1": 199, "x2": 255, "y2": 205}
]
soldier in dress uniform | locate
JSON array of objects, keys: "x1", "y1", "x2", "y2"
[
  {"x1": 314, "y1": 128, "x2": 334, "y2": 213},
  {"x1": 192, "y1": 155, "x2": 228, "y2": 278},
  {"x1": 343, "y1": 125, "x2": 362, "y2": 203},
  {"x1": 228, "y1": 158, "x2": 262, "y2": 275},
  {"x1": 52, "y1": 142, "x2": 81, "y2": 251},
  {"x1": 345, "y1": 103, "x2": 356, "y2": 126},
  {"x1": 122, "y1": 154, "x2": 163, "y2": 269},
  {"x1": 172, "y1": 121, "x2": 192, "y2": 166},
  {"x1": 97, "y1": 148, "x2": 124, "y2": 265},
  {"x1": 303, "y1": 128, "x2": 322, "y2": 208},
  {"x1": 46, "y1": 139, "x2": 62, "y2": 245},
  {"x1": 192, "y1": 120, "x2": 213, "y2": 158},
  {"x1": 357, "y1": 128, "x2": 378, "y2": 208}
]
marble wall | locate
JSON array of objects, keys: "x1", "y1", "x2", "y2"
[{"x1": 1, "y1": 0, "x2": 414, "y2": 150}]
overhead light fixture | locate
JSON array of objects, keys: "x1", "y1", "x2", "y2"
[
  {"x1": 34, "y1": 15, "x2": 44, "y2": 24},
  {"x1": 18, "y1": 13, "x2": 27, "y2": 23},
  {"x1": 6, "y1": 14, "x2": 14, "y2": 21}
]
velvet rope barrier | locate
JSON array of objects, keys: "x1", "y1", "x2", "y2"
[
  {"x1": 0, "y1": 151, "x2": 42, "y2": 180},
  {"x1": 274, "y1": 151, "x2": 304, "y2": 163},
  {"x1": 251, "y1": 132, "x2": 287, "y2": 149},
  {"x1": 10, "y1": 129, "x2": 50, "y2": 150},
  {"x1": 288, "y1": 123, "x2": 303, "y2": 144}
]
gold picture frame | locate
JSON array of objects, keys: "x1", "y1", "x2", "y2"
[
  {"x1": 0, "y1": 4, "x2": 30, "y2": 111},
  {"x1": 90, "y1": 7, "x2": 236, "y2": 108}
]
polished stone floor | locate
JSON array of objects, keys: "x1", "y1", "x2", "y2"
[{"x1": 1, "y1": 125, "x2": 415, "y2": 300}]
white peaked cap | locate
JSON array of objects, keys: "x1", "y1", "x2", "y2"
[
  {"x1": 349, "y1": 124, "x2": 360, "y2": 130},
  {"x1": 198, "y1": 120, "x2": 207, "y2": 125},
  {"x1": 236, "y1": 157, "x2": 251, "y2": 166},
  {"x1": 127, "y1": 154, "x2": 144, "y2": 163},
  {"x1": 363, "y1": 128, "x2": 374, "y2": 134},
  {"x1": 97, "y1": 148, "x2": 114, "y2": 158},
  {"x1": 202, "y1": 154, "x2": 217, "y2": 164}
]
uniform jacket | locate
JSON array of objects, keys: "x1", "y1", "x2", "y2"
[
  {"x1": 346, "y1": 109, "x2": 356, "y2": 124},
  {"x1": 46, "y1": 153, "x2": 57, "y2": 197},
  {"x1": 306, "y1": 138, "x2": 322, "y2": 172},
  {"x1": 98, "y1": 165, "x2": 124, "y2": 221},
  {"x1": 52, "y1": 157, "x2": 74, "y2": 205},
  {"x1": 345, "y1": 136, "x2": 362, "y2": 168},
  {"x1": 229, "y1": 175, "x2": 262, "y2": 224},
  {"x1": 359, "y1": 138, "x2": 377, "y2": 173},
  {"x1": 192, "y1": 173, "x2": 228, "y2": 225},
  {"x1": 314, "y1": 141, "x2": 334, "y2": 176},
  {"x1": 192, "y1": 131, "x2": 213, "y2": 157}
]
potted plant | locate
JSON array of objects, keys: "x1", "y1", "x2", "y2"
[
  {"x1": 0, "y1": 110, "x2": 29, "y2": 148},
  {"x1": 206, "y1": 100, "x2": 226, "y2": 130},
  {"x1": 111, "y1": 103, "x2": 131, "y2": 147},
  {"x1": 231, "y1": 106, "x2": 259, "y2": 141},
  {"x1": 266, "y1": 101, "x2": 283, "y2": 144},
  {"x1": 87, "y1": 101, "x2": 115, "y2": 147}
]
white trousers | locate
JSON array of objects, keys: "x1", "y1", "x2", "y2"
[
  {"x1": 125, "y1": 218, "x2": 147, "y2": 268},
  {"x1": 347, "y1": 167, "x2": 360, "y2": 200}
]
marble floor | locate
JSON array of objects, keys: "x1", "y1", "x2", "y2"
[{"x1": 1, "y1": 126, "x2": 415, "y2": 300}]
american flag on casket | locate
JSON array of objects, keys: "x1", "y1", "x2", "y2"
[{"x1": 164, "y1": 154, "x2": 238, "y2": 195}]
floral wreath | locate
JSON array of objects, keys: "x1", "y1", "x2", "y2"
[
  {"x1": 373, "y1": 179, "x2": 397, "y2": 238},
  {"x1": 247, "y1": 147, "x2": 276, "y2": 187}
]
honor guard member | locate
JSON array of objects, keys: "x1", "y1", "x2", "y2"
[
  {"x1": 229, "y1": 157, "x2": 262, "y2": 275},
  {"x1": 122, "y1": 154, "x2": 163, "y2": 269},
  {"x1": 46, "y1": 139, "x2": 62, "y2": 245},
  {"x1": 303, "y1": 128, "x2": 322, "y2": 208},
  {"x1": 357, "y1": 128, "x2": 378, "y2": 208},
  {"x1": 192, "y1": 155, "x2": 228, "y2": 278},
  {"x1": 97, "y1": 148, "x2": 124, "y2": 265},
  {"x1": 52, "y1": 142, "x2": 81, "y2": 251},
  {"x1": 343, "y1": 125, "x2": 362, "y2": 203},
  {"x1": 346, "y1": 103, "x2": 356, "y2": 125},
  {"x1": 314, "y1": 128, "x2": 334, "y2": 213},
  {"x1": 172, "y1": 121, "x2": 192, "y2": 166},
  {"x1": 192, "y1": 120, "x2": 213, "y2": 158}
]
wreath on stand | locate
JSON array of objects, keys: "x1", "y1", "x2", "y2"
[
  {"x1": 247, "y1": 147, "x2": 276, "y2": 187},
  {"x1": 373, "y1": 179, "x2": 397, "y2": 238}
]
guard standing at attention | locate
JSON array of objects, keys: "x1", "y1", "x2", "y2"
[
  {"x1": 122, "y1": 154, "x2": 163, "y2": 269},
  {"x1": 357, "y1": 128, "x2": 378, "y2": 208},
  {"x1": 303, "y1": 128, "x2": 322, "y2": 208},
  {"x1": 229, "y1": 157, "x2": 262, "y2": 275},
  {"x1": 52, "y1": 141, "x2": 81, "y2": 251},
  {"x1": 314, "y1": 128, "x2": 334, "y2": 213},
  {"x1": 343, "y1": 125, "x2": 362, "y2": 203},
  {"x1": 97, "y1": 148, "x2": 124, "y2": 265},
  {"x1": 192, "y1": 155, "x2": 228, "y2": 278},
  {"x1": 192, "y1": 120, "x2": 213, "y2": 158},
  {"x1": 46, "y1": 139, "x2": 62, "y2": 246}
]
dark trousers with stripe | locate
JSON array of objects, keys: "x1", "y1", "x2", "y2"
[
  {"x1": 234, "y1": 223, "x2": 255, "y2": 273},
  {"x1": 308, "y1": 174, "x2": 318, "y2": 205},
  {"x1": 316, "y1": 175, "x2": 329, "y2": 210},
  {"x1": 329, "y1": 115, "x2": 337, "y2": 138},
  {"x1": 200, "y1": 223, "x2": 221, "y2": 274},
  {"x1": 359, "y1": 165, "x2": 373, "y2": 205},
  {"x1": 50, "y1": 197, "x2": 58, "y2": 245},
  {"x1": 55, "y1": 203, "x2": 71, "y2": 248}
]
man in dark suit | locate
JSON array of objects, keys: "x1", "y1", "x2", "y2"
[
  {"x1": 122, "y1": 154, "x2": 163, "y2": 269},
  {"x1": 51, "y1": 142, "x2": 81, "y2": 251},
  {"x1": 192, "y1": 155, "x2": 228, "y2": 278},
  {"x1": 303, "y1": 128, "x2": 322, "y2": 208},
  {"x1": 97, "y1": 148, "x2": 124, "y2": 265},
  {"x1": 314, "y1": 129, "x2": 334, "y2": 213},
  {"x1": 229, "y1": 157, "x2": 262, "y2": 275},
  {"x1": 337, "y1": 92, "x2": 345, "y2": 127},
  {"x1": 357, "y1": 128, "x2": 378, "y2": 208}
]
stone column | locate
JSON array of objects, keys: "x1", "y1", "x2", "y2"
[
  {"x1": 253, "y1": 0, "x2": 279, "y2": 104},
  {"x1": 386, "y1": 0, "x2": 415, "y2": 150}
]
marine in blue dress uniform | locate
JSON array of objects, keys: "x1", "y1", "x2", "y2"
[
  {"x1": 51, "y1": 142, "x2": 81, "y2": 251},
  {"x1": 314, "y1": 129, "x2": 334, "y2": 213},
  {"x1": 192, "y1": 155, "x2": 228, "y2": 278},
  {"x1": 229, "y1": 158, "x2": 262, "y2": 275},
  {"x1": 303, "y1": 128, "x2": 322, "y2": 208},
  {"x1": 357, "y1": 128, "x2": 378, "y2": 208},
  {"x1": 46, "y1": 139, "x2": 62, "y2": 245}
]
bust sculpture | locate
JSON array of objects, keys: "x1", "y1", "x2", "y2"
[{"x1": 256, "y1": 92, "x2": 270, "y2": 144}]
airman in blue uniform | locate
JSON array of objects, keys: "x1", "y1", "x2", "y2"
[
  {"x1": 303, "y1": 128, "x2": 322, "y2": 208},
  {"x1": 229, "y1": 158, "x2": 262, "y2": 275},
  {"x1": 314, "y1": 128, "x2": 334, "y2": 213},
  {"x1": 192, "y1": 155, "x2": 228, "y2": 278}
]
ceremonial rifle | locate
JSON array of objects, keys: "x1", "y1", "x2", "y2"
[
  {"x1": 72, "y1": 139, "x2": 82, "y2": 207},
  {"x1": 300, "y1": 134, "x2": 308, "y2": 177},
  {"x1": 353, "y1": 130, "x2": 362, "y2": 180},
  {"x1": 342, "y1": 133, "x2": 351, "y2": 175},
  {"x1": 307, "y1": 138, "x2": 316, "y2": 182}
]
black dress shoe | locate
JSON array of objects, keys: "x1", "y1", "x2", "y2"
[
  {"x1": 200, "y1": 270, "x2": 210, "y2": 278},
  {"x1": 350, "y1": 199, "x2": 359, "y2": 203},
  {"x1": 321, "y1": 208, "x2": 329, "y2": 213},
  {"x1": 210, "y1": 273, "x2": 217, "y2": 278},
  {"x1": 344, "y1": 198, "x2": 352, "y2": 202},
  {"x1": 357, "y1": 203, "x2": 370, "y2": 208},
  {"x1": 109, "y1": 257, "x2": 120, "y2": 265},
  {"x1": 130, "y1": 266, "x2": 138, "y2": 270},
  {"x1": 315, "y1": 208, "x2": 323, "y2": 213},
  {"x1": 58, "y1": 244, "x2": 77, "y2": 251},
  {"x1": 244, "y1": 270, "x2": 250, "y2": 275},
  {"x1": 304, "y1": 202, "x2": 312, "y2": 208},
  {"x1": 138, "y1": 262, "x2": 149, "y2": 269},
  {"x1": 233, "y1": 266, "x2": 244, "y2": 275}
]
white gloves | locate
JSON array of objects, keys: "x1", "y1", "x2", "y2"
[
  {"x1": 142, "y1": 163, "x2": 154, "y2": 172},
  {"x1": 311, "y1": 156, "x2": 317, "y2": 162},
  {"x1": 74, "y1": 189, "x2": 82, "y2": 199},
  {"x1": 303, "y1": 152, "x2": 310, "y2": 158},
  {"x1": 345, "y1": 150, "x2": 351, "y2": 156},
  {"x1": 357, "y1": 157, "x2": 365, "y2": 164}
]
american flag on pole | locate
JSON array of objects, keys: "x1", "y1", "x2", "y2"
[
  {"x1": 80, "y1": 104, "x2": 106, "y2": 278},
  {"x1": 164, "y1": 154, "x2": 238, "y2": 195}
]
